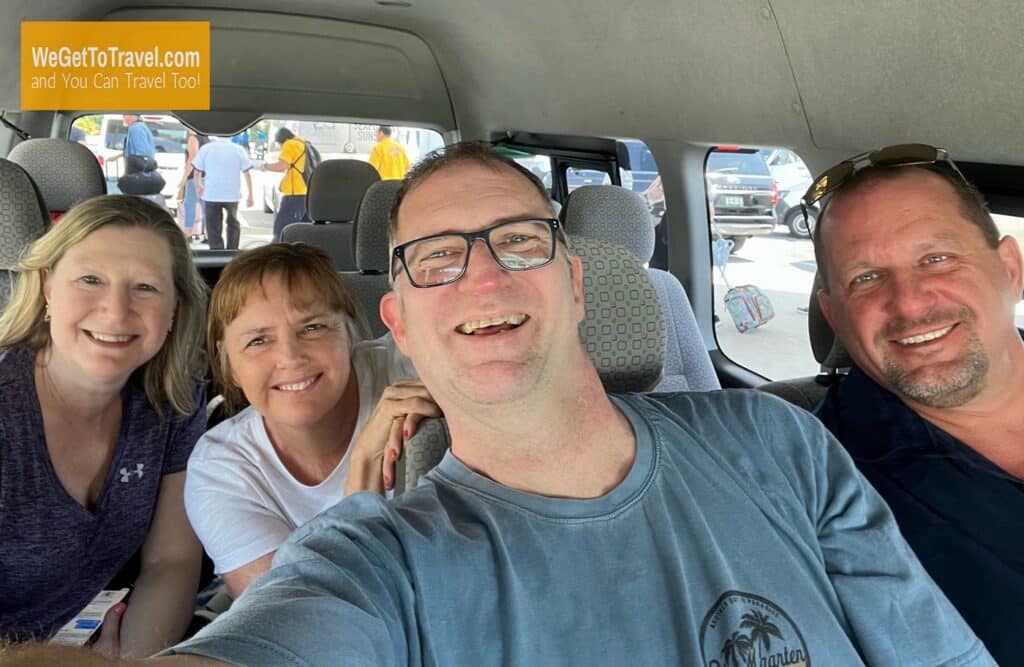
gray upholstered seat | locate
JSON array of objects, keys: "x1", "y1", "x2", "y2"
[
  {"x1": 562, "y1": 184, "x2": 720, "y2": 392},
  {"x1": 0, "y1": 159, "x2": 50, "y2": 307},
  {"x1": 281, "y1": 159, "x2": 381, "y2": 270},
  {"x1": 7, "y1": 138, "x2": 106, "y2": 218},
  {"x1": 394, "y1": 235, "x2": 666, "y2": 493},
  {"x1": 339, "y1": 179, "x2": 403, "y2": 338},
  {"x1": 758, "y1": 272, "x2": 848, "y2": 410}
]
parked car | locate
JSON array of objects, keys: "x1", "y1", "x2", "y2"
[
  {"x1": 759, "y1": 148, "x2": 811, "y2": 192},
  {"x1": 774, "y1": 176, "x2": 817, "y2": 238},
  {"x1": 543, "y1": 165, "x2": 633, "y2": 192},
  {"x1": 622, "y1": 139, "x2": 659, "y2": 194},
  {"x1": 706, "y1": 149, "x2": 777, "y2": 252}
]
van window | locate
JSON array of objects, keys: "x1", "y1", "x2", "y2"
[
  {"x1": 70, "y1": 116, "x2": 443, "y2": 251},
  {"x1": 992, "y1": 214, "x2": 1024, "y2": 330},
  {"x1": 707, "y1": 146, "x2": 818, "y2": 380}
]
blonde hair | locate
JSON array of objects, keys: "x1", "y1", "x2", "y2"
[
  {"x1": 0, "y1": 195, "x2": 208, "y2": 416},
  {"x1": 207, "y1": 243, "x2": 369, "y2": 415}
]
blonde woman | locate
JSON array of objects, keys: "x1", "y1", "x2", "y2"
[
  {"x1": 185, "y1": 243, "x2": 437, "y2": 598},
  {"x1": 0, "y1": 195, "x2": 208, "y2": 657}
]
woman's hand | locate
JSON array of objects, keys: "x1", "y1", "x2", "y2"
[
  {"x1": 344, "y1": 379, "x2": 441, "y2": 495},
  {"x1": 90, "y1": 602, "x2": 126, "y2": 658}
]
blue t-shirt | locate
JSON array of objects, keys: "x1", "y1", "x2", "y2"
[
  {"x1": 0, "y1": 347, "x2": 206, "y2": 640},
  {"x1": 170, "y1": 391, "x2": 992, "y2": 666},
  {"x1": 816, "y1": 364, "x2": 1023, "y2": 667},
  {"x1": 124, "y1": 121, "x2": 155, "y2": 158}
]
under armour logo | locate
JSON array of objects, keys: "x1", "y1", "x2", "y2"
[{"x1": 119, "y1": 464, "x2": 145, "y2": 483}]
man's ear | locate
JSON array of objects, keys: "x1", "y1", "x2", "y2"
[
  {"x1": 817, "y1": 288, "x2": 838, "y2": 332},
  {"x1": 997, "y1": 234, "x2": 1024, "y2": 298},
  {"x1": 569, "y1": 254, "x2": 585, "y2": 324},
  {"x1": 380, "y1": 291, "x2": 410, "y2": 355}
]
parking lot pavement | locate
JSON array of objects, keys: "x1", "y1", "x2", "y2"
[{"x1": 712, "y1": 232, "x2": 820, "y2": 381}]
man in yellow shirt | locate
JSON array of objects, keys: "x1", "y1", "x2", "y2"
[
  {"x1": 261, "y1": 127, "x2": 312, "y2": 240},
  {"x1": 368, "y1": 126, "x2": 410, "y2": 180}
]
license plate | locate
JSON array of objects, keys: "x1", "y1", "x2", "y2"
[{"x1": 724, "y1": 195, "x2": 744, "y2": 207}]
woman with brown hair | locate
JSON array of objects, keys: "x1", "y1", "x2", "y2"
[{"x1": 185, "y1": 243, "x2": 437, "y2": 598}]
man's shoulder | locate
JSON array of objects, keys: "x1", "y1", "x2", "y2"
[
  {"x1": 281, "y1": 483, "x2": 447, "y2": 560},
  {"x1": 621, "y1": 389, "x2": 830, "y2": 462},
  {"x1": 632, "y1": 387, "x2": 805, "y2": 423}
]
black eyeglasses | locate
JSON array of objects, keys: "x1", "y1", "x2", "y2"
[
  {"x1": 391, "y1": 218, "x2": 563, "y2": 288},
  {"x1": 801, "y1": 143, "x2": 969, "y2": 222}
]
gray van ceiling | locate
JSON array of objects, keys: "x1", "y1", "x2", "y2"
[{"x1": 4, "y1": 0, "x2": 1024, "y2": 164}]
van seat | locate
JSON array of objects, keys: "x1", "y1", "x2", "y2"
[
  {"x1": 563, "y1": 185, "x2": 720, "y2": 392},
  {"x1": 7, "y1": 138, "x2": 106, "y2": 221},
  {"x1": 0, "y1": 159, "x2": 49, "y2": 308},
  {"x1": 281, "y1": 159, "x2": 380, "y2": 270}
]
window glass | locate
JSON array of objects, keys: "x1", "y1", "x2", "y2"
[
  {"x1": 708, "y1": 146, "x2": 818, "y2": 380},
  {"x1": 70, "y1": 115, "x2": 443, "y2": 250},
  {"x1": 502, "y1": 140, "x2": 666, "y2": 268},
  {"x1": 991, "y1": 214, "x2": 1024, "y2": 329}
]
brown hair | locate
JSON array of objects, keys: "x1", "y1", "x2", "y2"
[
  {"x1": 388, "y1": 141, "x2": 555, "y2": 250},
  {"x1": 814, "y1": 163, "x2": 998, "y2": 291},
  {"x1": 0, "y1": 195, "x2": 207, "y2": 417},
  {"x1": 207, "y1": 243, "x2": 369, "y2": 414}
]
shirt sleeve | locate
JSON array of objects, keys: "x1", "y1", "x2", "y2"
[
  {"x1": 162, "y1": 384, "x2": 207, "y2": 475},
  {"x1": 279, "y1": 139, "x2": 303, "y2": 167},
  {"x1": 166, "y1": 495, "x2": 418, "y2": 666},
  {"x1": 238, "y1": 145, "x2": 253, "y2": 171},
  {"x1": 184, "y1": 447, "x2": 294, "y2": 574},
  {"x1": 191, "y1": 144, "x2": 207, "y2": 174},
  {"x1": 758, "y1": 395, "x2": 995, "y2": 667}
]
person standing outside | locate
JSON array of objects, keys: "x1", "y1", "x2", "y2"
[
  {"x1": 176, "y1": 131, "x2": 209, "y2": 242},
  {"x1": 192, "y1": 137, "x2": 254, "y2": 250},
  {"x1": 110, "y1": 114, "x2": 157, "y2": 175},
  {"x1": 261, "y1": 128, "x2": 313, "y2": 241},
  {"x1": 368, "y1": 125, "x2": 410, "y2": 180}
]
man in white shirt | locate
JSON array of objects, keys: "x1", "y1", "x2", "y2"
[{"x1": 193, "y1": 137, "x2": 254, "y2": 250}]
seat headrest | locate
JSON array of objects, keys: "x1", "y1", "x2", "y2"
[
  {"x1": 354, "y1": 179, "x2": 402, "y2": 272},
  {"x1": 563, "y1": 185, "x2": 655, "y2": 263},
  {"x1": 7, "y1": 139, "x2": 106, "y2": 214},
  {"x1": 570, "y1": 235, "x2": 666, "y2": 392},
  {"x1": 807, "y1": 271, "x2": 853, "y2": 369},
  {"x1": 0, "y1": 159, "x2": 49, "y2": 269},
  {"x1": 307, "y1": 159, "x2": 381, "y2": 223}
]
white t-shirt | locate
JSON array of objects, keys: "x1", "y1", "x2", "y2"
[{"x1": 185, "y1": 336, "x2": 417, "y2": 575}]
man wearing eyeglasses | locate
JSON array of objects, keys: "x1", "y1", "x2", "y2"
[
  {"x1": 9, "y1": 143, "x2": 992, "y2": 666},
  {"x1": 809, "y1": 145, "x2": 1023, "y2": 666}
]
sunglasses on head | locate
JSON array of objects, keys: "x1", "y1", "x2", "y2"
[{"x1": 800, "y1": 143, "x2": 969, "y2": 223}]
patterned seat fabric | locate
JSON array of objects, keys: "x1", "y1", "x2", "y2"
[
  {"x1": 337, "y1": 179, "x2": 404, "y2": 338},
  {"x1": 281, "y1": 159, "x2": 381, "y2": 270},
  {"x1": 563, "y1": 184, "x2": 720, "y2": 392},
  {"x1": 394, "y1": 236, "x2": 665, "y2": 493},
  {"x1": 0, "y1": 159, "x2": 50, "y2": 307},
  {"x1": 7, "y1": 138, "x2": 106, "y2": 217},
  {"x1": 353, "y1": 179, "x2": 401, "y2": 273}
]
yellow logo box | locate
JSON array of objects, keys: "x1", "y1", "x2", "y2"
[{"x1": 21, "y1": 22, "x2": 210, "y2": 110}]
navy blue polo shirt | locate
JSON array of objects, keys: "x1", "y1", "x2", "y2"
[{"x1": 816, "y1": 365, "x2": 1024, "y2": 666}]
